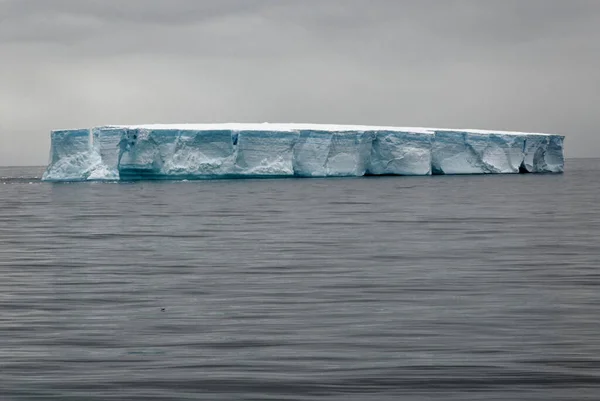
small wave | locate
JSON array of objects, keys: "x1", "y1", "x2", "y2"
[{"x1": 1, "y1": 177, "x2": 42, "y2": 184}]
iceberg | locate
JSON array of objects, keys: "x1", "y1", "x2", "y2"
[{"x1": 42, "y1": 123, "x2": 565, "y2": 181}]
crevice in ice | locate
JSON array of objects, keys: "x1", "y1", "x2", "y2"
[
  {"x1": 533, "y1": 146, "x2": 549, "y2": 173},
  {"x1": 464, "y1": 140, "x2": 493, "y2": 173},
  {"x1": 519, "y1": 163, "x2": 530, "y2": 174},
  {"x1": 431, "y1": 165, "x2": 445, "y2": 175}
]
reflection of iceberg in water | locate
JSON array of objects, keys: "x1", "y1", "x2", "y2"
[{"x1": 42, "y1": 123, "x2": 565, "y2": 181}]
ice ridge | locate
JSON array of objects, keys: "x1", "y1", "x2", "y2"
[{"x1": 42, "y1": 124, "x2": 565, "y2": 181}]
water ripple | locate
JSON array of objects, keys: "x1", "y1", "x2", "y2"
[{"x1": 1, "y1": 160, "x2": 600, "y2": 400}]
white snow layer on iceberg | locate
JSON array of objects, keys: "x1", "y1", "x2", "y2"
[{"x1": 42, "y1": 124, "x2": 565, "y2": 181}]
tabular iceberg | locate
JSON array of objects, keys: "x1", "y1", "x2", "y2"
[{"x1": 42, "y1": 123, "x2": 565, "y2": 181}]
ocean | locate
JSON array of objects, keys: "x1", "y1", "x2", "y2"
[{"x1": 1, "y1": 159, "x2": 599, "y2": 400}]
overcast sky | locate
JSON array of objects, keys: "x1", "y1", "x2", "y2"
[{"x1": 1, "y1": 0, "x2": 599, "y2": 165}]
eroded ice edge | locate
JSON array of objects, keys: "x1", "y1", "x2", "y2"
[{"x1": 42, "y1": 123, "x2": 565, "y2": 181}]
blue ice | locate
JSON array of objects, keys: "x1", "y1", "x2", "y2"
[{"x1": 42, "y1": 124, "x2": 565, "y2": 181}]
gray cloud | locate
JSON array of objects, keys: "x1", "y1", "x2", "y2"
[{"x1": 1, "y1": 0, "x2": 599, "y2": 165}]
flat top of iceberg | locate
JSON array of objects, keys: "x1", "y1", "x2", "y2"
[
  {"x1": 103, "y1": 123, "x2": 435, "y2": 134},
  {"x1": 72, "y1": 123, "x2": 556, "y2": 136},
  {"x1": 432, "y1": 128, "x2": 554, "y2": 136}
]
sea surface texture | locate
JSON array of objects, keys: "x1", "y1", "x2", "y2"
[{"x1": 1, "y1": 159, "x2": 599, "y2": 401}]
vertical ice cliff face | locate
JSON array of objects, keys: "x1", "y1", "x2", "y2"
[
  {"x1": 368, "y1": 131, "x2": 433, "y2": 176},
  {"x1": 118, "y1": 129, "x2": 182, "y2": 179},
  {"x1": 118, "y1": 128, "x2": 238, "y2": 179},
  {"x1": 163, "y1": 130, "x2": 236, "y2": 177},
  {"x1": 522, "y1": 135, "x2": 565, "y2": 173},
  {"x1": 481, "y1": 134, "x2": 526, "y2": 173},
  {"x1": 293, "y1": 130, "x2": 374, "y2": 177},
  {"x1": 91, "y1": 127, "x2": 126, "y2": 180},
  {"x1": 432, "y1": 131, "x2": 485, "y2": 175},
  {"x1": 42, "y1": 129, "x2": 98, "y2": 181},
  {"x1": 41, "y1": 124, "x2": 565, "y2": 181},
  {"x1": 324, "y1": 132, "x2": 373, "y2": 176},
  {"x1": 234, "y1": 130, "x2": 298, "y2": 176},
  {"x1": 544, "y1": 135, "x2": 566, "y2": 173},
  {"x1": 432, "y1": 131, "x2": 526, "y2": 174},
  {"x1": 293, "y1": 130, "x2": 333, "y2": 177}
]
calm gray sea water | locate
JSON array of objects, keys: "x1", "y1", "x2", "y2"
[{"x1": 1, "y1": 159, "x2": 600, "y2": 401}]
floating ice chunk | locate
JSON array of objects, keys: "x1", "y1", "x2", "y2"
[
  {"x1": 234, "y1": 130, "x2": 298, "y2": 176},
  {"x1": 368, "y1": 131, "x2": 433, "y2": 176}
]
